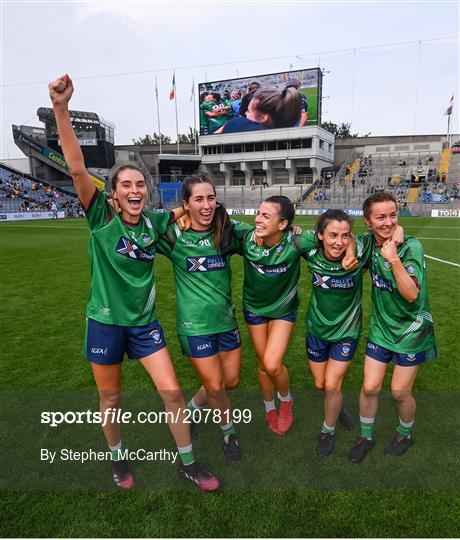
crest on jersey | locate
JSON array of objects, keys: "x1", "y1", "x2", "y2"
[
  {"x1": 405, "y1": 264, "x2": 416, "y2": 275},
  {"x1": 116, "y1": 237, "x2": 154, "y2": 261},
  {"x1": 383, "y1": 261, "x2": 392, "y2": 271},
  {"x1": 149, "y1": 329, "x2": 162, "y2": 344},
  {"x1": 275, "y1": 244, "x2": 285, "y2": 254}
]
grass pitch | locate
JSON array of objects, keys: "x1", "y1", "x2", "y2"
[{"x1": 1, "y1": 216, "x2": 459, "y2": 537}]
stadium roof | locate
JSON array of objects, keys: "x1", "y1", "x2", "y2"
[{"x1": 37, "y1": 107, "x2": 115, "y2": 129}]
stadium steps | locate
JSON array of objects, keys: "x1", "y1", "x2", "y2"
[
  {"x1": 438, "y1": 149, "x2": 451, "y2": 179},
  {"x1": 344, "y1": 159, "x2": 360, "y2": 183},
  {"x1": 447, "y1": 153, "x2": 460, "y2": 183},
  {"x1": 407, "y1": 187, "x2": 421, "y2": 203}
]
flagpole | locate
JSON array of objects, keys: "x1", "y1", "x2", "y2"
[
  {"x1": 191, "y1": 77, "x2": 198, "y2": 155},
  {"x1": 173, "y1": 71, "x2": 180, "y2": 154},
  {"x1": 154, "y1": 77, "x2": 163, "y2": 155}
]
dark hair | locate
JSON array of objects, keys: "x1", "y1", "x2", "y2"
[
  {"x1": 252, "y1": 85, "x2": 301, "y2": 128},
  {"x1": 316, "y1": 209, "x2": 353, "y2": 238},
  {"x1": 182, "y1": 174, "x2": 230, "y2": 249},
  {"x1": 263, "y1": 195, "x2": 295, "y2": 228},
  {"x1": 111, "y1": 164, "x2": 144, "y2": 190},
  {"x1": 239, "y1": 90, "x2": 257, "y2": 117},
  {"x1": 362, "y1": 191, "x2": 397, "y2": 219},
  {"x1": 248, "y1": 82, "x2": 261, "y2": 93}
]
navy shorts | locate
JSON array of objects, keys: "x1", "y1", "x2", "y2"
[
  {"x1": 306, "y1": 333, "x2": 358, "y2": 363},
  {"x1": 366, "y1": 340, "x2": 437, "y2": 367},
  {"x1": 179, "y1": 329, "x2": 241, "y2": 358},
  {"x1": 243, "y1": 309, "x2": 296, "y2": 325},
  {"x1": 85, "y1": 318, "x2": 167, "y2": 365}
]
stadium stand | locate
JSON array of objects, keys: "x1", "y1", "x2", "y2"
[{"x1": 0, "y1": 164, "x2": 82, "y2": 215}]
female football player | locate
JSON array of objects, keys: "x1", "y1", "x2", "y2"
[
  {"x1": 156, "y1": 174, "x2": 243, "y2": 462},
  {"x1": 348, "y1": 191, "x2": 436, "y2": 463},
  {"x1": 303, "y1": 210, "x2": 370, "y2": 457},
  {"x1": 231, "y1": 198, "x2": 357, "y2": 437},
  {"x1": 49, "y1": 74, "x2": 219, "y2": 492}
]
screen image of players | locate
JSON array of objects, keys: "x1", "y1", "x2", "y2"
[{"x1": 48, "y1": 74, "x2": 219, "y2": 492}]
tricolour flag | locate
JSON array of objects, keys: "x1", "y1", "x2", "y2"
[
  {"x1": 445, "y1": 94, "x2": 454, "y2": 116},
  {"x1": 169, "y1": 72, "x2": 176, "y2": 100}
]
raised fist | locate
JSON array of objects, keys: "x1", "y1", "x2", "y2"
[{"x1": 49, "y1": 74, "x2": 74, "y2": 107}]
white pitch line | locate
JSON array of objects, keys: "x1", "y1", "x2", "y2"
[
  {"x1": 418, "y1": 237, "x2": 460, "y2": 241},
  {"x1": 425, "y1": 255, "x2": 460, "y2": 267},
  {"x1": 0, "y1": 224, "x2": 86, "y2": 229}
]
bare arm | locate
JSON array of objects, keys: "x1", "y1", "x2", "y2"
[
  {"x1": 299, "y1": 111, "x2": 308, "y2": 127},
  {"x1": 48, "y1": 74, "x2": 96, "y2": 210},
  {"x1": 381, "y1": 240, "x2": 419, "y2": 302}
]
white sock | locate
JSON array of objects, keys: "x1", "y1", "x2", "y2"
[
  {"x1": 278, "y1": 390, "x2": 292, "y2": 403},
  {"x1": 109, "y1": 440, "x2": 123, "y2": 461},
  {"x1": 188, "y1": 396, "x2": 202, "y2": 410},
  {"x1": 263, "y1": 399, "x2": 276, "y2": 413}
]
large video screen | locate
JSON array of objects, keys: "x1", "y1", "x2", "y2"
[{"x1": 198, "y1": 68, "x2": 321, "y2": 136}]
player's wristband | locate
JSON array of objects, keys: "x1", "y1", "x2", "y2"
[{"x1": 389, "y1": 258, "x2": 400, "y2": 265}]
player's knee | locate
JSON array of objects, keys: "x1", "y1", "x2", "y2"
[
  {"x1": 263, "y1": 359, "x2": 282, "y2": 378},
  {"x1": 314, "y1": 379, "x2": 325, "y2": 392},
  {"x1": 391, "y1": 387, "x2": 412, "y2": 403},
  {"x1": 324, "y1": 381, "x2": 342, "y2": 395},
  {"x1": 162, "y1": 388, "x2": 183, "y2": 408},
  {"x1": 361, "y1": 383, "x2": 382, "y2": 397},
  {"x1": 225, "y1": 375, "x2": 240, "y2": 390},
  {"x1": 205, "y1": 382, "x2": 226, "y2": 400},
  {"x1": 99, "y1": 389, "x2": 121, "y2": 409}
]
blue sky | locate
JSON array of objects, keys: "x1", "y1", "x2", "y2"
[{"x1": 1, "y1": 1, "x2": 458, "y2": 159}]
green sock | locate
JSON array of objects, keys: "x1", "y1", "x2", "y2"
[
  {"x1": 359, "y1": 415, "x2": 375, "y2": 439},
  {"x1": 396, "y1": 418, "x2": 414, "y2": 438},
  {"x1": 221, "y1": 421, "x2": 235, "y2": 443},
  {"x1": 109, "y1": 441, "x2": 123, "y2": 461},
  {"x1": 178, "y1": 444, "x2": 195, "y2": 466},
  {"x1": 321, "y1": 422, "x2": 335, "y2": 435},
  {"x1": 187, "y1": 396, "x2": 201, "y2": 415}
]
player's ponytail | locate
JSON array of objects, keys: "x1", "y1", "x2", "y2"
[{"x1": 252, "y1": 86, "x2": 302, "y2": 128}]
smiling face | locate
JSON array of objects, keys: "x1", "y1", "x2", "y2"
[
  {"x1": 183, "y1": 181, "x2": 216, "y2": 230},
  {"x1": 364, "y1": 200, "x2": 398, "y2": 246},
  {"x1": 112, "y1": 169, "x2": 147, "y2": 224},
  {"x1": 255, "y1": 202, "x2": 287, "y2": 244},
  {"x1": 317, "y1": 220, "x2": 352, "y2": 261}
]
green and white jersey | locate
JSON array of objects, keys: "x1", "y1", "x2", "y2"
[
  {"x1": 367, "y1": 234, "x2": 436, "y2": 352},
  {"x1": 232, "y1": 221, "x2": 317, "y2": 318},
  {"x1": 200, "y1": 101, "x2": 231, "y2": 132},
  {"x1": 303, "y1": 234, "x2": 371, "y2": 341},
  {"x1": 84, "y1": 190, "x2": 171, "y2": 326},
  {"x1": 156, "y1": 225, "x2": 239, "y2": 336}
]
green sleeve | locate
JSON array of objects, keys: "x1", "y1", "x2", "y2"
[
  {"x1": 84, "y1": 190, "x2": 109, "y2": 231},
  {"x1": 356, "y1": 232, "x2": 374, "y2": 262},
  {"x1": 231, "y1": 220, "x2": 254, "y2": 239},
  {"x1": 298, "y1": 230, "x2": 318, "y2": 253},
  {"x1": 399, "y1": 238, "x2": 425, "y2": 285},
  {"x1": 155, "y1": 223, "x2": 177, "y2": 257},
  {"x1": 145, "y1": 210, "x2": 173, "y2": 235}
]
